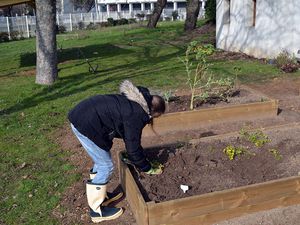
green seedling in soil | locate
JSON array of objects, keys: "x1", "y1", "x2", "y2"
[
  {"x1": 239, "y1": 128, "x2": 271, "y2": 147},
  {"x1": 223, "y1": 145, "x2": 247, "y2": 160},
  {"x1": 163, "y1": 90, "x2": 173, "y2": 103},
  {"x1": 268, "y1": 149, "x2": 283, "y2": 160}
]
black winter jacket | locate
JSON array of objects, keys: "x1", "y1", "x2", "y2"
[{"x1": 68, "y1": 80, "x2": 152, "y2": 172}]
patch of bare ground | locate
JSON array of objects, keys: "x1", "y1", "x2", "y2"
[
  {"x1": 211, "y1": 50, "x2": 257, "y2": 61},
  {"x1": 18, "y1": 69, "x2": 36, "y2": 76}
]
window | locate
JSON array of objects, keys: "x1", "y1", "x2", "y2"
[
  {"x1": 223, "y1": 0, "x2": 231, "y2": 24},
  {"x1": 246, "y1": 0, "x2": 256, "y2": 27},
  {"x1": 252, "y1": 0, "x2": 257, "y2": 27}
]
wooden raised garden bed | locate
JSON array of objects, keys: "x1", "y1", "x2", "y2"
[
  {"x1": 142, "y1": 86, "x2": 278, "y2": 136},
  {"x1": 119, "y1": 124, "x2": 300, "y2": 225}
]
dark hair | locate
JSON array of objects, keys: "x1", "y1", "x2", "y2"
[
  {"x1": 148, "y1": 95, "x2": 165, "y2": 136},
  {"x1": 151, "y1": 95, "x2": 166, "y2": 115}
]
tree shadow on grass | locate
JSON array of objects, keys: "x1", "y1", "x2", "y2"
[
  {"x1": 0, "y1": 71, "x2": 139, "y2": 117},
  {"x1": 1, "y1": 45, "x2": 185, "y2": 116},
  {"x1": 20, "y1": 43, "x2": 134, "y2": 68}
]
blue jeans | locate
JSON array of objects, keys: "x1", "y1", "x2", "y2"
[{"x1": 70, "y1": 124, "x2": 114, "y2": 184}]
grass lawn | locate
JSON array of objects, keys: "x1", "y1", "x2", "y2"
[{"x1": 0, "y1": 20, "x2": 299, "y2": 224}]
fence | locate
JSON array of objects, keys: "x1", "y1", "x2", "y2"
[{"x1": 0, "y1": 8, "x2": 204, "y2": 39}]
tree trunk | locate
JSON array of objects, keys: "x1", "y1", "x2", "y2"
[
  {"x1": 184, "y1": 0, "x2": 200, "y2": 31},
  {"x1": 147, "y1": 0, "x2": 167, "y2": 29},
  {"x1": 35, "y1": 0, "x2": 58, "y2": 85}
]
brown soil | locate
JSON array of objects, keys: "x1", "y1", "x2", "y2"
[
  {"x1": 53, "y1": 76, "x2": 300, "y2": 225},
  {"x1": 131, "y1": 126, "x2": 300, "y2": 202},
  {"x1": 167, "y1": 86, "x2": 266, "y2": 113},
  {"x1": 211, "y1": 50, "x2": 257, "y2": 61},
  {"x1": 18, "y1": 69, "x2": 35, "y2": 76}
]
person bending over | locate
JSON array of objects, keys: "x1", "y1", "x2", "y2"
[{"x1": 68, "y1": 80, "x2": 165, "y2": 223}]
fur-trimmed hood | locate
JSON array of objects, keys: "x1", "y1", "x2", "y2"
[{"x1": 119, "y1": 80, "x2": 151, "y2": 116}]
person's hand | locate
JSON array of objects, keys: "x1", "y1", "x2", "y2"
[{"x1": 145, "y1": 161, "x2": 164, "y2": 175}]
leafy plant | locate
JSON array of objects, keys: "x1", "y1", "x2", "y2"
[
  {"x1": 128, "y1": 18, "x2": 137, "y2": 24},
  {"x1": 57, "y1": 25, "x2": 67, "y2": 33},
  {"x1": 163, "y1": 90, "x2": 173, "y2": 103},
  {"x1": 268, "y1": 149, "x2": 282, "y2": 160},
  {"x1": 275, "y1": 50, "x2": 295, "y2": 67},
  {"x1": 198, "y1": 76, "x2": 235, "y2": 103},
  {"x1": 240, "y1": 128, "x2": 270, "y2": 147},
  {"x1": 223, "y1": 145, "x2": 246, "y2": 160},
  {"x1": 77, "y1": 21, "x2": 85, "y2": 30},
  {"x1": 10, "y1": 31, "x2": 20, "y2": 40},
  {"x1": 275, "y1": 50, "x2": 299, "y2": 73},
  {"x1": 117, "y1": 18, "x2": 129, "y2": 25},
  {"x1": 180, "y1": 41, "x2": 236, "y2": 109},
  {"x1": 136, "y1": 13, "x2": 145, "y2": 21},
  {"x1": 107, "y1": 18, "x2": 115, "y2": 26},
  {"x1": 0, "y1": 32, "x2": 9, "y2": 42},
  {"x1": 180, "y1": 41, "x2": 215, "y2": 109}
]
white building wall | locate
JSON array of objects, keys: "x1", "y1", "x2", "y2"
[{"x1": 216, "y1": 0, "x2": 300, "y2": 59}]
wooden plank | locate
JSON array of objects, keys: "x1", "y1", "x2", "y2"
[
  {"x1": 143, "y1": 100, "x2": 278, "y2": 136},
  {"x1": 0, "y1": 0, "x2": 33, "y2": 7},
  {"x1": 155, "y1": 194, "x2": 300, "y2": 225},
  {"x1": 118, "y1": 153, "x2": 149, "y2": 225},
  {"x1": 146, "y1": 176, "x2": 300, "y2": 225},
  {"x1": 120, "y1": 150, "x2": 300, "y2": 225},
  {"x1": 188, "y1": 122, "x2": 300, "y2": 146}
]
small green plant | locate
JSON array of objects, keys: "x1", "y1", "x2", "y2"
[
  {"x1": 180, "y1": 41, "x2": 215, "y2": 109},
  {"x1": 117, "y1": 18, "x2": 129, "y2": 25},
  {"x1": 223, "y1": 145, "x2": 246, "y2": 160},
  {"x1": 275, "y1": 50, "x2": 299, "y2": 73},
  {"x1": 136, "y1": 13, "x2": 145, "y2": 21},
  {"x1": 57, "y1": 25, "x2": 67, "y2": 33},
  {"x1": 77, "y1": 21, "x2": 85, "y2": 30},
  {"x1": 240, "y1": 128, "x2": 270, "y2": 147},
  {"x1": 107, "y1": 18, "x2": 115, "y2": 26},
  {"x1": 0, "y1": 32, "x2": 9, "y2": 42},
  {"x1": 180, "y1": 41, "x2": 236, "y2": 109},
  {"x1": 128, "y1": 18, "x2": 137, "y2": 24},
  {"x1": 198, "y1": 76, "x2": 235, "y2": 103},
  {"x1": 163, "y1": 90, "x2": 173, "y2": 103},
  {"x1": 268, "y1": 149, "x2": 282, "y2": 160}
]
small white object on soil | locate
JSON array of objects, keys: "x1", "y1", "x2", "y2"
[{"x1": 180, "y1": 185, "x2": 189, "y2": 193}]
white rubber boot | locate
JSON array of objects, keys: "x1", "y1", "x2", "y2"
[
  {"x1": 89, "y1": 169, "x2": 124, "y2": 206},
  {"x1": 86, "y1": 182, "x2": 123, "y2": 223}
]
